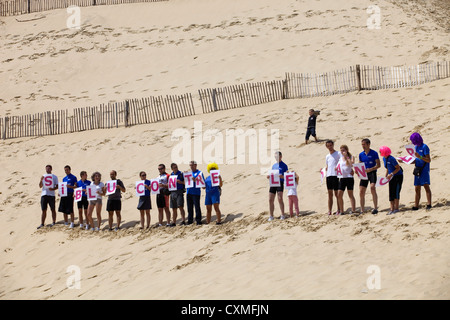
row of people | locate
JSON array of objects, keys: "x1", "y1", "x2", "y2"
[
  {"x1": 267, "y1": 133, "x2": 432, "y2": 219},
  {"x1": 37, "y1": 161, "x2": 223, "y2": 231}
]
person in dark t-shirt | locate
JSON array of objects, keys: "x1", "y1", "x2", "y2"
[{"x1": 305, "y1": 109, "x2": 319, "y2": 144}]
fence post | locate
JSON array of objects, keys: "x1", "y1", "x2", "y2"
[
  {"x1": 356, "y1": 64, "x2": 362, "y2": 91},
  {"x1": 2, "y1": 117, "x2": 8, "y2": 140},
  {"x1": 212, "y1": 89, "x2": 218, "y2": 112},
  {"x1": 282, "y1": 79, "x2": 288, "y2": 99},
  {"x1": 125, "y1": 100, "x2": 129, "y2": 127}
]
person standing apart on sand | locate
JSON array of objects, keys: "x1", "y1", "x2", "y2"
[
  {"x1": 186, "y1": 161, "x2": 204, "y2": 225},
  {"x1": 156, "y1": 164, "x2": 171, "y2": 227},
  {"x1": 170, "y1": 163, "x2": 186, "y2": 226},
  {"x1": 287, "y1": 170, "x2": 300, "y2": 218},
  {"x1": 137, "y1": 171, "x2": 152, "y2": 229},
  {"x1": 267, "y1": 151, "x2": 288, "y2": 221},
  {"x1": 324, "y1": 140, "x2": 340, "y2": 215},
  {"x1": 305, "y1": 109, "x2": 319, "y2": 144},
  {"x1": 204, "y1": 162, "x2": 223, "y2": 225},
  {"x1": 358, "y1": 139, "x2": 380, "y2": 215},
  {"x1": 38, "y1": 165, "x2": 58, "y2": 229},
  {"x1": 336, "y1": 145, "x2": 356, "y2": 214},
  {"x1": 58, "y1": 165, "x2": 78, "y2": 228},
  {"x1": 380, "y1": 146, "x2": 403, "y2": 215},
  {"x1": 409, "y1": 132, "x2": 432, "y2": 211},
  {"x1": 77, "y1": 171, "x2": 90, "y2": 229},
  {"x1": 86, "y1": 171, "x2": 105, "y2": 231},
  {"x1": 107, "y1": 170, "x2": 126, "y2": 231}
]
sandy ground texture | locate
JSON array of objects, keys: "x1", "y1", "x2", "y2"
[{"x1": 0, "y1": 0, "x2": 449, "y2": 300}]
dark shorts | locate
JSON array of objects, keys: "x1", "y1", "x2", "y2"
[
  {"x1": 170, "y1": 190, "x2": 185, "y2": 209},
  {"x1": 77, "y1": 196, "x2": 89, "y2": 210},
  {"x1": 41, "y1": 195, "x2": 55, "y2": 211},
  {"x1": 359, "y1": 171, "x2": 377, "y2": 188},
  {"x1": 156, "y1": 194, "x2": 170, "y2": 208},
  {"x1": 326, "y1": 176, "x2": 339, "y2": 191},
  {"x1": 137, "y1": 195, "x2": 151, "y2": 211},
  {"x1": 305, "y1": 127, "x2": 316, "y2": 140},
  {"x1": 389, "y1": 174, "x2": 403, "y2": 201},
  {"x1": 58, "y1": 195, "x2": 74, "y2": 214},
  {"x1": 106, "y1": 199, "x2": 122, "y2": 212},
  {"x1": 338, "y1": 177, "x2": 354, "y2": 191},
  {"x1": 269, "y1": 182, "x2": 284, "y2": 194}
]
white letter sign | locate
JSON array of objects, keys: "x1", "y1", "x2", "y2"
[
  {"x1": 284, "y1": 172, "x2": 296, "y2": 189},
  {"x1": 43, "y1": 174, "x2": 54, "y2": 190},
  {"x1": 74, "y1": 187, "x2": 83, "y2": 202},
  {"x1": 105, "y1": 180, "x2": 117, "y2": 196},
  {"x1": 195, "y1": 172, "x2": 206, "y2": 188},
  {"x1": 86, "y1": 185, "x2": 97, "y2": 201},
  {"x1": 150, "y1": 179, "x2": 160, "y2": 194},
  {"x1": 405, "y1": 144, "x2": 416, "y2": 158},
  {"x1": 59, "y1": 182, "x2": 68, "y2": 197},
  {"x1": 168, "y1": 175, "x2": 177, "y2": 191},
  {"x1": 184, "y1": 171, "x2": 194, "y2": 189},
  {"x1": 375, "y1": 176, "x2": 392, "y2": 188},
  {"x1": 269, "y1": 170, "x2": 280, "y2": 187},
  {"x1": 353, "y1": 163, "x2": 368, "y2": 180},
  {"x1": 210, "y1": 170, "x2": 221, "y2": 187},
  {"x1": 135, "y1": 181, "x2": 146, "y2": 197}
]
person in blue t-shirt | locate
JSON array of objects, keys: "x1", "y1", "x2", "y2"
[
  {"x1": 358, "y1": 139, "x2": 380, "y2": 215},
  {"x1": 58, "y1": 165, "x2": 78, "y2": 228},
  {"x1": 169, "y1": 163, "x2": 186, "y2": 226},
  {"x1": 77, "y1": 171, "x2": 91, "y2": 229},
  {"x1": 204, "y1": 162, "x2": 223, "y2": 225},
  {"x1": 409, "y1": 132, "x2": 432, "y2": 211},
  {"x1": 186, "y1": 161, "x2": 204, "y2": 225},
  {"x1": 267, "y1": 151, "x2": 288, "y2": 221},
  {"x1": 380, "y1": 146, "x2": 403, "y2": 215}
]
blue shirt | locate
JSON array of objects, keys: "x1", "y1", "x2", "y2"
[
  {"x1": 186, "y1": 170, "x2": 204, "y2": 196},
  {"x1": 383, "y1": 156, "x2": 403, "y2": 176},
  {"x1": 171, "y1": 171, "x2": 185, "y2": 190},
  {"x1": 414, "y1": 144, "x2": 430, "y2": 172},
  {"x1": 359, "y1": 149, "x2": 379, "y2": 170},
  {"x1": 63, "y1": 174, "x2": 77, "y2": 194},
  {"x1": 272, "y1": 161, "x2": 288, "y2": 182},
  {"x1": 141, "y1": 179, "x2": 151, "y2": 197},
  {"x1": 77, "y1": 179, "x2": 91, "y2": 197},
  {"x1": 205, "y1": 175, "x2": 220, "y2": 194}
]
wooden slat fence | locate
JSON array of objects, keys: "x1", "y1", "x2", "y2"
[
  {"x1": 199, "y1": 80, "x2": 285, "y2": 114},
  {"x1": 0, "y1": 93, "x2": 195, "y2": 139},
  {"x1": 0, "y1": 0, "x2": 167, "y2": 16}
]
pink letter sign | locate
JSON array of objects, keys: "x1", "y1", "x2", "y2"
[
  {"x1": 150, "y1": 179, "x2": 160, "y2": 194},
  {"x1": 397, "y1": 155, "x2": 415, "y2": 165},
  {"x1": 135, "y1": 181, "x2": 146, "y2": 197},
  {"x1": 74, "y1": 187, "x2": 83, "y2": 202},
  {"x1": 168, "y1": 175, "x2": 177, "y2": 191},
  {"x1": 320, "y1": 167, "x2": 326, "y2": 185},
  {"x1": 210, "y1": 170, "x2": 220, "y2": 187},
  {"x1": 86, "y1": 185, "x2": 97, "y2": 201},
  {"x1": 284, "y1": 172, "x2": 296, "y2": 189},
  {"x1": 195, "y1": 172, "x2": 206, "y2": 188},
  {"x1": 59, "y1": 182, "x2": 68, "y2": 197},
  {"x1": 43, "y1": 174, "x2": 54, "y2": 190},
  {"x1": 105, "y1": 180, "x2": 117, "y2": 196},
  {"x1": 269, "y1": 170, "x2": 280, "y2": 187},
  {"x1": 184, "y1": 171, "x2": 194, "y2": 189},
  {"x1": 376, "y1": 175, "x2": 392, "y2": 188},
  {"x1": 405, "y1": 144, "x2": 416, "y2": 157},
  {"x1": 353, "y1": 163, "x2": 368, "y2": 180},
  {"x1": 336, "y1": 163, "x2": 343, "y2": 178}
]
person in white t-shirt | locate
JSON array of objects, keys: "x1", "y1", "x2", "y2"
[
  {"x1": 86, "y1": 171, "x2": 105, "y2": 231},
  {"x1": 38, "y1": 165, "x2": 58, "y2": 229},
  {"x1": 324, "y1": 140, "x2": 340, "y2": 215},
  {"x1": 287, "y1": 170, "x2": 300, "y2": 218},
  {"x1": 336, "y1": 145, "x2": 356, "y2": 214}
]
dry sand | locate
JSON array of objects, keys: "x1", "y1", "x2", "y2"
[{"x1": 0, "y1": 0, "x2": 449, "y2": 300}]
